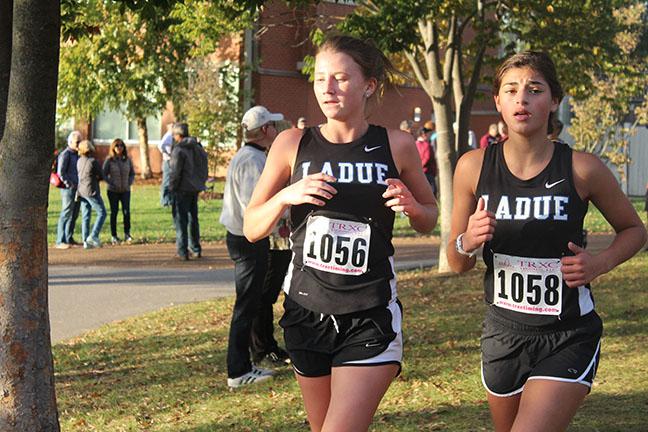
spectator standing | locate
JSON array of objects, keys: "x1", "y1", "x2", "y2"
[
  {"x1": 220, "y1": 105, "x2": 284, "y2": 388},
  {"x1": 251, "y1": 211, "x2": 292, "y2": 365},
  {"x1": 76, "y1": 140, "x2": 107, "y2": 249},
  {"x1": 424, "y1": 120, "x2": 437, "y2": 150},
  {"x1": 158, "y1": 123, "x2": 174, "y2": 207},
  {"x1": 55, "y1": 131, "x2": 82, "y2": 249},
  {"x1": 479, "y1": 123, "x2": 500, "y2": 149},
  {"x1": 498, "y1": 119, "x2": 508, "y2": 142},
  {"x1": 415, "y1": 126, "x2": 438, "y2": 196},
  {"x1": 103, "y1": 138, "x2": 135, "y2": 244},
  {"x1": 169, "y1": 123, "x2": 208, "y2": 260}
]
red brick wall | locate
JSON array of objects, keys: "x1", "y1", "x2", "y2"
[{"x1": 254, "y1": 1, "x2": 500, "y2": 138}]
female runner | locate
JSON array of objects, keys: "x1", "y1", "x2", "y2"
[
  {"x1": 244, "y1": 35, "x2": 437, "y2": 431},
  {"x1": 448, "y1": 51, "x2": 647, "y2": 431}
]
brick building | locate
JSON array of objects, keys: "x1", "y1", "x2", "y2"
[{"x1": 83, "y1": 0, "x2": 500, "y2": 175}]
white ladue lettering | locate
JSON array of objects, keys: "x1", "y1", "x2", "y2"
[
  {"x1": 514, "y1": 197, "x2": 531, "y2": 220},
  {"x1": 321, "y1": 162, "x2": 334, "y2": 177},
  {"x1": 338, "y1": 162, "x2": 354, "y2": 183},
  {"x1": 300, "y1": 161, "x2": 390, "y2": 185},
  {"x1": 301, "y1": 161, "x2": 311, "y2": 179},
  {"x1": 375, "y1": 163, "x2": 388, "y2": 185},
  {"x1": 356, "y1": 162, "x2": 373, "y2": 184},
  {"x1": 490, "y1": 195, "x2": 570, "y2": 221},
  {"x1": 495, "y1": 194, "x2": 512, "y2": 220},
  {"x1": 554, "y1": 196, "x2": 569, "y2": 220},
  {"x1": 533, "y1": 196, "x2": 552, "y2": 220}
]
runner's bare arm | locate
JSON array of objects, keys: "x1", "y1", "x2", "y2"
[
  {"x1": 385, "y1": 129, "x2": 438, "y2": 233},
  {"x1": 447, "y1": 149, "x2": 496, "y2": 273},
  {"x1": 244, "y1": 128, "x2": 337, "y2": 242},
  {"x1": 561, "y1": 152, "x2": 647, "y2": 287}
]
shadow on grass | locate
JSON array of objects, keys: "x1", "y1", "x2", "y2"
[
  {"x1": 571, "y1": 390, "x2": 648, "y2": 431},
  {"x1": 54, "y1": 255, "x2": 647, "y2": 431},
  {"x1": 177, "y1": 404, "x2": 492, "y2": 432}
]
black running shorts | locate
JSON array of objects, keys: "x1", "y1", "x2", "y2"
[
  {"x1": 481, "y1": 308, "x2": 602, "y2": 397},
  {"x1": 280, "y1": 295, "x2": 403, "y2": 377}
]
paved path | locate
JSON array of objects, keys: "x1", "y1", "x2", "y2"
[
  {"x1": 48, "y1": 234, "x2": 614, "y2": 344},
  {"x1": 48, "y1": 237, "x2": 440, "y2": 343}
]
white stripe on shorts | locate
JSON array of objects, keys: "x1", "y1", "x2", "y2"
[{"x1": 341, "y1": 300, "x2": 403, "y2": 366}]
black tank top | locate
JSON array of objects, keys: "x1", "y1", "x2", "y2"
[
  {"x1": 285, "y1": 125, "x2": 399, "y2": 314},
  {"x1": 476, "y1": 141, "x2": 593, "y2": 326}
]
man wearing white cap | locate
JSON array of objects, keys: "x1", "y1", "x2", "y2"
[{"x1": 220, "y1": 105, "x2": 285, "y2": 388}]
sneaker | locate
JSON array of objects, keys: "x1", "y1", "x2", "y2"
[
  {"x1": 55, "y1": 243, "x2": 71, "y2": 250},
  {"x1": 252, "y1": 347, "x2": 291, "y2": 365},
  {"x1": 189, "y1": 250, "x2": 202, "y2": 259},
  {"x1": 85, "y1": 237, "x2": 101, "y2": 249},
  {"x1": 111, "y1": 236, "x2": 121, "y2": 245},
  {"x1": 227, "y1": 366, "x2": 274, "y2": 389},
  {"x1": 68, "y1": 238, "x2": 81, "y2": 247},
  {"x1": 124, "y1": 235, "x2": 133, "y2": 243},
  {"x1": 266, "y1": 348, "x2": 291, "y2": 365},
  {"x1": 175, "y1": 254, "x2": 189, "y2": 261}
]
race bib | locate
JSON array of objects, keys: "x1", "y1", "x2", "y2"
[
  {"x1": 303, "y1": 215, "x2": 370, "y2": 275},
  {"x1": 493, "y1": 253, "x2": 563, "y2": 316}
]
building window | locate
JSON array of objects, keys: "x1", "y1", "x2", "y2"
[{"x1": 93, "y1": 108, "x2": 161, "y2": 143}]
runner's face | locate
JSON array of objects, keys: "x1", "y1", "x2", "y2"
[
  {"x1": 494, "y1": 67, "x2": 558, "y2": 138},
  {"x1": 313, "y1": 49, "x2": 375, "y2": 121}
]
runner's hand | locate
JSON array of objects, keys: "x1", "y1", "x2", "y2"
[
  {"x1": 279, "y1": 172, "x2": 337, "y2": 207},
  {"x1": 560, "y1": 242, "x2": 603, "y2": 288},
  {"x1": 462, "y1": 197, "x2": 496, "y2": 252},
  {"x1": 383, "y1": 178, "x2": 420, "y2": 216}
]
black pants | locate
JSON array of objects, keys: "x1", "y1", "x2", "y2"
[
  {"x1": 250, "y1": 249, "x2": 292, "y2": 359},
  {"x1": 171, "y1": 191, "x2": 200, "y2": 257},
  {"x1": 107, "y1": 190, "x2": 131, "y2": 237},
  {"x1": 225, "y1": 233, "x2": 270, "y2": 378}
]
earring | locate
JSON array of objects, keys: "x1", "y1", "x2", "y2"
[{"x1": 365, "y1": 92, "x2": 371, "y2": 98}]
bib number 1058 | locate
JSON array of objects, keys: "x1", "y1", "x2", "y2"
[
  {"x1": 493, "y1": 253, "x2": 563, "y2": 316},
  {"x1": 303, "y1": 215, "x2": 370, "y2": 275}
]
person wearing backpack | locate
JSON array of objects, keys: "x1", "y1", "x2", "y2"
[{"x1": 168, "y1": 122, "x2": 208, "y2": 260}]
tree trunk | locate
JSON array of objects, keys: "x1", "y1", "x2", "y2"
[
  {"x1": 136, "y1": 117, "x2": 152, "y2": 179},
  {"x1": 431, "y1": 99, "x2": 456, "y2": 274},
  {"x1": 0, "y1": 0, "x2": 61, "y2": 430},
  {"x1": 0, "y1": 0, "x2": 13, "y2": 140}
]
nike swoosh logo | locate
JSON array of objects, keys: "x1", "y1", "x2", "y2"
[
  {"x1": 364, "y1": 145, "x2": 381, "y2": 152},
  {"x1": 545, "y1": 179, "x2": 565, "y2": 189},
  {"x1": 365, "y1": 342, "x2": 382, "y2": 347}
]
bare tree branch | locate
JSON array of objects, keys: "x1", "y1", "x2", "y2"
[{"x1": 442, "y1": 14, "x2": 456, "y2": 86}]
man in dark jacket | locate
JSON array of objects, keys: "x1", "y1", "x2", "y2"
[
  {"x1": 55, "y1": 130, "x2": 82, "y2": 249},
  {"x1": 169, "y1": 123, "x2": 208, "y2": 260}
]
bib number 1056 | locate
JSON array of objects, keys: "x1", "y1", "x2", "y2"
[
  {"x1": 493, "y1": 253, "x2": 563, "y2": 316},
  {"x1": 303, "y1": 215, "x2": 370, "y2": 275}
]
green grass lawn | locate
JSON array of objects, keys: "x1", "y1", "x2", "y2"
[
  {"x1": 53, "y1": 253, "x2": 648, "y2": 431},
  {"x1": 47, "y1": 181, "x2": 645, "y2": 245}
]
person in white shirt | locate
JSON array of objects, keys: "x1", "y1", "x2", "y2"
[{"x1": 220, "y1": 105, "x2": 286, "y2": 388}]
